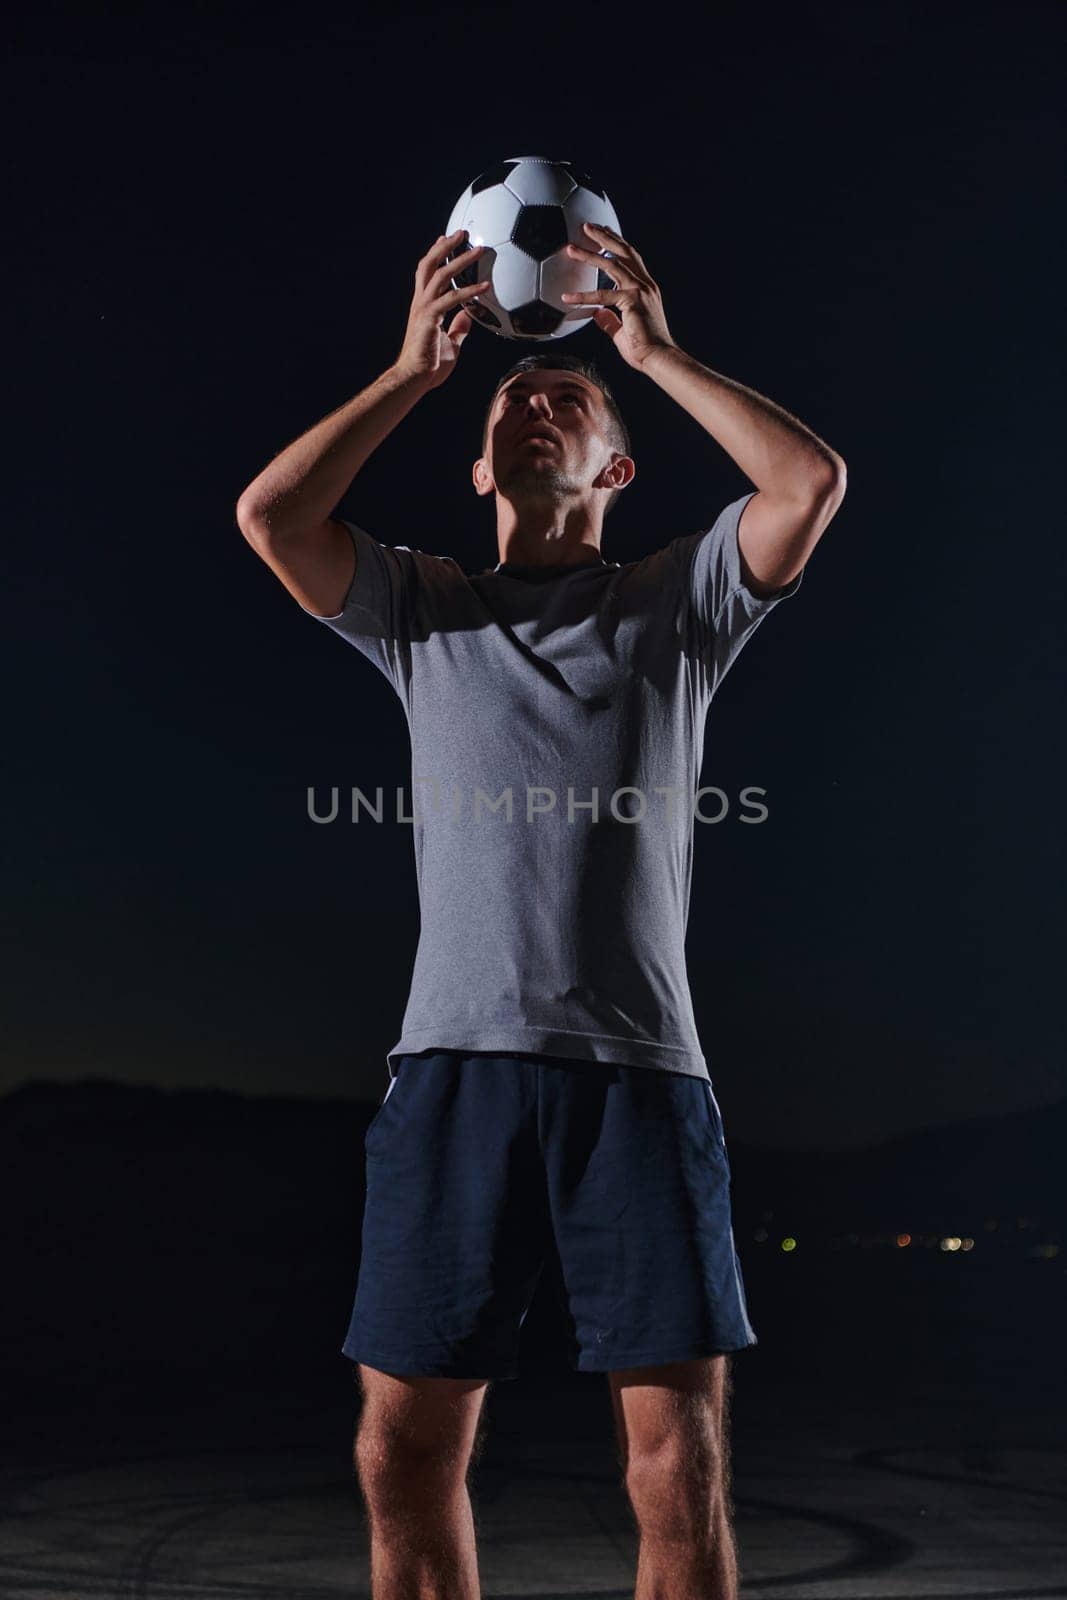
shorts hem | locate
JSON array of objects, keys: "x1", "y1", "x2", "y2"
[
  {"x1": 342, "y1": 1344, "x2": 521, "y2": 1382},
  {"x1": 576, "y1": 1336, "x2": 758, "y2": 1372}
]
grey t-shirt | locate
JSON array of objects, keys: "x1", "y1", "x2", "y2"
[{"x1": 303, "y1": 490, "x2": 802, "y2": 1082}]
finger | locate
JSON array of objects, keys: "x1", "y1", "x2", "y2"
[
  {"x1": 564, "y1": 243, "x2": 634, "y2": 281},
  {"x1": 420, "y1": 230, "x2": 477, "y2": 283},
  {"x1": 428, "y1": 238, "x2": 486, "y2": 273},
  {"x1": 593, "y1": 306, "x2": 623, "y2": 330},
  {"x1": 434, "y1": 243, "x2": 487, "y2": 287},
  {"x1": 583, "y1": 221, "x2": 641, "y2": 258},
  {"x1": 439, "y1": 245, "x2": 486, "y2": 271},
  {"x1": 421, "y1": 229, "x2": 463, "y2": 266},
  {"x1": 433, "y1": 279, "x2": 491, "y2": 309},
  {"x1": 560, "y1": 288, "x2": 626, "y2": 304}
]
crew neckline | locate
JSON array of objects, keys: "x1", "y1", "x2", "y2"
[{"x1": 491, "y1": 556, "x2": 619, "y2": 579}]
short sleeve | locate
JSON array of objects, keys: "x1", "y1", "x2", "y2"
[
  {"x1": 676, "y1": 491, "x2": 804, "y2": 694},
  {"x1": 298, "y1": 519, "x2": 417, "y2": 697}
]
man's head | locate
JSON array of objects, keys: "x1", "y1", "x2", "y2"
[{"x1": 473, "y1": 354, "x2": 634, "y2": 537}]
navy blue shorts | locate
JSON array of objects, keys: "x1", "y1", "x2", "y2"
[{"x1": 342, "y1": 1050, "x2": 757, "y2": 1380}]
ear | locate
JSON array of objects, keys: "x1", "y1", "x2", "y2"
[
  {"x1": 472, "y1": 456, "x2": 494, "y2": 498},
  {"x1": 598, "y1": 454, "x2": 636, "y2": 492}
]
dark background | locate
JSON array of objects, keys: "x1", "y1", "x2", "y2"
[
  {"x1": 3, "y1": 8, "x2": 1065, "y2": 1593},
  {"x1": 5, "y1": 0, "x2": 1063, "y2": 1153}
]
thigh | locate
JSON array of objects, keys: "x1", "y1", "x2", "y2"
[{"x1": 356, "y1": 1365, "x2": 492, "y2": 1469}]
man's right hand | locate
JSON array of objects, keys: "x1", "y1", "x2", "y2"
[{"x1": 393, "y1": 230, "x2": 489, "y2": 389}]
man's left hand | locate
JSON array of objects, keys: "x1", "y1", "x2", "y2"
[{"x1": 561, "y1": 222, "x2": 677, "y2": 370}]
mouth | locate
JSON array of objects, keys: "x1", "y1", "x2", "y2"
[{"x1": 520, "y1": 428, "x2": 562, "y2": 447}]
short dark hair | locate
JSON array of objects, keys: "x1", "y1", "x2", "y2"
[{"x1": 481, "y1": 353, "x2": 631, "y2": 518}]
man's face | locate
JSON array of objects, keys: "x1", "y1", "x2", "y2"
[{"x1": 482, "y1": 371, "x2": 615, "y2": 503}]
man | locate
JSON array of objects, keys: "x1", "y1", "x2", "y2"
[{"x1": 236, "y1": 222, "x2": 846, "y2": 1599}]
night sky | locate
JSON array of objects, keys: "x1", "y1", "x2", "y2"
[{"x1": 6, "y1": 1, "x2": 1063, "y2": 1151}]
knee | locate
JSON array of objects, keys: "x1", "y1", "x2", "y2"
[
  {"x1": 354, "y1": 1424, "x2": 468, "y2": 1512},
  {"x1": 625, "y1": 1440, "x2": 725, "y2": 1539}
]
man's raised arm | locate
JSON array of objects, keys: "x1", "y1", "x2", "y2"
[
  {"x1": 236, "y1": 365, "x2": 435, "y2": 617},
  {"x1": 235, "y1": 227, "x2": 489, "y2": 618}
]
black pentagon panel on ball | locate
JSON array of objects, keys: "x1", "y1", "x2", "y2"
[
  {"x1": 560, "y1": 163, "x2": 606, "y2": 200},
  {"x1": 597, "y1": 266, "x2": 617, "y2": 292},
  {"x1": 511, "y1": 300, "x2": 565, "y2": 337},
  {"x1": 471, "y1": 162, "x2": 519, "y2": 197},
  {"x1": 511, "y1": 205, "x2": 569, "y2": 262}
]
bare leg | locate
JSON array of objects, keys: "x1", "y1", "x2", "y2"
[
  {"x1": 609, "y1": 1355, "x2": 738, "y2": 1600},
  {"x1": 353, "y1": 1365, "x2": 491, "y2": 1600}
]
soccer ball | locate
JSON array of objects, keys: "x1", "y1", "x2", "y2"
[{"x1": 444, "y1": 155, "x2": 622, "y2": 341}]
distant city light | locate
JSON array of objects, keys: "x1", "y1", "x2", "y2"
[{"x1": 742, "y1": 1211, "x2": 1056, "y2": 1260}]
